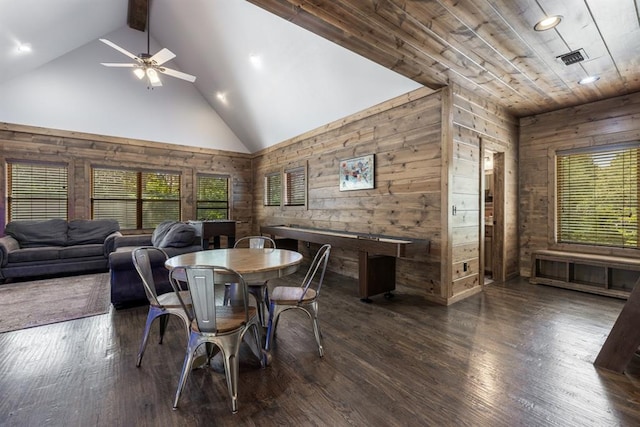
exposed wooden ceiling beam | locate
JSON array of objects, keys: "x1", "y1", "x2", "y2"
[{"x1": 127, "y1": 0, "x2": 147, "y2": 32}]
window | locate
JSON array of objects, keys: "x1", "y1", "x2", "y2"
[
  {"x1": 284, "y1": 166, "x2": 306, "y2": 206},
  {"x1": 92, "y1": 168, "x2": 180, "y2": 230},
  {"x1": 7, "y1": 161, "x2": 68, "y2": 221},
  {"x1": 264, "y1": 172, "x2": 282, "y2": 206},
  {"x1": 196, "y1": 174, "x2": 229, "y2": 220},
  {"x1": 556, "y1": 144, "x2": 638, "y2": 248}
]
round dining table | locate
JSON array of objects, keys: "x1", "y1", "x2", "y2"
[
  {"x1": 165, "y1": 247, "x2": 303, "y2": 369},
  {"x1": 164, "y1": 248, "x2": 303, "y2": 281}
]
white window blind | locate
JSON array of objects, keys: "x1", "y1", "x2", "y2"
[
  {"x1": 196, "y1": 174, "x2": 229, "y2": 220},
  {"x1": 7, "y1": 162, "x2": 68, "y2": 221},
  {"x1": 264, "y1": 172, "x2": 282, "y2": 206},
  {"x1": 284, "y1": 167, "x2": 306, "y2": 206},
  {"x1": 557, "y1": 146, "x2": 638, "y2": 248},
  {"x1": 92, "y1": 168, "x2": 180, "y2": 230}
]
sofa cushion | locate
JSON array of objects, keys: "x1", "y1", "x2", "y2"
[
  {"x1": 5, "y1": 219, "x2": 68, "y2": 248},
  {"x1": 151, "y1": 220, "x2": 177, "y2": 247},
  {"x1": 67, "y1": 219, "x2": 120, "y2": 245},
  {"x1": 8, "y1": 247, "x2": 61, "y2": 263},
  {"x1": 59, "y1": 244, "x2": 104, "y2": 259},
  {"x1": 158, "y1": 223, "x2": 197, "y2": 248}
]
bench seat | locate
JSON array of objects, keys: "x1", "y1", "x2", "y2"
[{"x1": 530, "y1": 249, "x2": 640, "y2": 299}]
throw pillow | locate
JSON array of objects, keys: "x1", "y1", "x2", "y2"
[
  {"x1": 151, "y1": 220, "x2": 178, "y2": 247},
  {"x1": 158, "y1": 223, "x2": 197, "y2": 248}
]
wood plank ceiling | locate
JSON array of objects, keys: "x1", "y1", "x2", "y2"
[{"x1": 247, "y1": 0, "x2": 640, "y2": 117}]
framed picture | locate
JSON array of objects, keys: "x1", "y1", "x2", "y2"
[{"x1": 339, "y1": 154, "x2": 375, "y2": 191}]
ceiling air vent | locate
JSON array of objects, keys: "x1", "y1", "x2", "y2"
[{"x1": 557, "y1": 48, "x2": 588, "y2": 66}]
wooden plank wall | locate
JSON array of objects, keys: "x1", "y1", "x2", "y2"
[
  {"x1": 253, "y1": 87, "x2": 444, "y2": 301},
  {"x1": 0, "y1": 123, "x2": 253, "y2": 236},
  {"x1": 253, "y1": 85, "x2": 518, "y2": 304},
  {"x1": 519, "y1": 91, "x2": 640, "y2": 276},
  {"x1": 448, "y1": 84, "x2": 519, "y2": 301}
]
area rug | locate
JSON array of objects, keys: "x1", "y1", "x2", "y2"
[{"x1": 0, "y1": 272, "x2": 111, "y2": 333}]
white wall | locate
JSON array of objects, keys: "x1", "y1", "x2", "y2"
[{"x1": 0, "y1": 26, "x2": 250, "y2": 153}]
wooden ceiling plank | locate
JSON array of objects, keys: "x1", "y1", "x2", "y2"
[
  {"x1": 584, "y1": 0, "x2": 640, "y2": 95},
  {"x1": 319, "y1": 0, "x2": 528, "y2": 102},
  {"x1": 382, "y1": 0, "x2": 546, "y2": 101},
  {"x1": 250, "y1": 0, "x2": 639, "y2": 118}
]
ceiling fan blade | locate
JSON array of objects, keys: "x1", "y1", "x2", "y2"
[
  {"x1": 99, "y1": 38, "x2": 140, "y2": 61},
  {"x1": 100, "y1": 63, "x2": 137, "y2": 67},
  {"x1": 150, "y1": 48, "x2": 176, "y2": 66},
  {"x1": 160, "y1": 67, "x2": 197, "y2": 83}
]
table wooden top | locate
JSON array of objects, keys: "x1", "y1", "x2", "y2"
[{"x1": 165, "y1": 248, "x2": 303, "y2": 282}]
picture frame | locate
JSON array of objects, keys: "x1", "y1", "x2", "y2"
[{"x1": 339, "y1": 154, "x2": 375, "y2": 191}]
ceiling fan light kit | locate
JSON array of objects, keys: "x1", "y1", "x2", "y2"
[{"x1": 99, "y1": 1, "x2": 195, "y2": 88}]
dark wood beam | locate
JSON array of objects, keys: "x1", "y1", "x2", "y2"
[{"x1": 127, "y1": 0, "x2": 147, "y2": 32}]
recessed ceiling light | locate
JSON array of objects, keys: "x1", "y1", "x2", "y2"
[
  {"x1": 216, "y1": 92, "x2": 227, "y2": 104},
  {"x1": 17, "y1": 43, "x2": 32, "y2": 53},
  {"x1": 249, "y1": 53, "x2": 262, "y2": 69},
  {"x1": 579, "y1": 75, "x2": 600, "y2": 85},
  {"x1": 534, "y1": 15, "x2": 562, "y2": 31}
]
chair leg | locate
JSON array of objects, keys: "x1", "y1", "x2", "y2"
[
  {"x1": 265, "y1": 303, "x2": 283, "y2": 353},
  {"x1": 219, "y1": 337, "x2": 242, "y2": 414},
  {"x1": 249, "y1": 285, "x2": 268, "y2": 327},
  {"x1": 173, "y1": 336, "x2": 198, "y2": 410},
  {"x1": 223, "y1": 284, "x2": 231, "y2": 305},
  {"x1": 265, "y1": 303, "x2": 275, "y2": 352},
  {"x1": 158, "y1": 314, "x2": 169, "y2": 344},
  {"x1": 242, "y1": 322, "x2": 265, "y2": 367},
  {"x1": 136, "y1": 308, "x2": 159, "y2": 367},
  {"x1": 308, "y1": 302, "x2": 324, "y2": 357}
]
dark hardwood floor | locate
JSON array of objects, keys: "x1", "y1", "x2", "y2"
[{"x1": 1, "y1": 271, "x2": 639, "y2": 426}]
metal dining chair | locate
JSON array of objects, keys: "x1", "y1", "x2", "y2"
[
  {"x1": 131, "y1": 247, "x2": 192, "y2": 367},
  {"x1": 173, "y1": 265, "x2": 263, "y2": 413},
  {"x1": 224, "y1": 236, "x2": 277, "y2": 327},
  {"x1": 265, "y1": 244, "x2": 331, "y2": 359}
]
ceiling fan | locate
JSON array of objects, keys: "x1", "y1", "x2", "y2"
[{"x1": 99, "y1": 2, "x2": 195, "y2": 87}]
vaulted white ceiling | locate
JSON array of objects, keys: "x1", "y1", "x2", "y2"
[{"x1": 0, "y1": 0, "x2": 422, "y2": 153}]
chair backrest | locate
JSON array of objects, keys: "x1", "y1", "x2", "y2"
[
  {"x1": 233, "y1": 235, "x2": 276, "y2": 249},
  {"x1": 300, "y1": 244, "x2": 331, "y2": 300},
  {"x1": 132, "y1": 246, "x2": 169, "y2": 306},
  {"x1": 183, "y1": 265, "x2": 251, "y2": 333}
]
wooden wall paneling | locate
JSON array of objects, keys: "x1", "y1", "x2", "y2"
[
  {"x1": 441, "y1": 86, "x2": 455, "y2": 299},
  {"x1": 0, "y1": 157, "x2": 5, "y2": 227},
  {"x1": 253, "y1": 87, "x2": 445, "y2": 302},
  {"x1": 519, "y1": 91, "x2": 640, "y2": 276},
  {"x1": 452, "y1": 84, "x2": 519, "y2": 284},
  {"x1": 0, "y1": 123, "x2": 252, "y2": 234},
  {"x1": 492, "y1": 152, "x2": 506, "y2": 281}
]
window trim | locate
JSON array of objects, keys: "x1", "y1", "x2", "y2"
[
  {"x1": 284, "y1": 164, "x2": 307, "y2": 208},
  {"x1": 91, "y1": 166, "x2": 181, "y2": 231},
  {"x1": 195, "y1": 173, "x2": 230, "y2": 220},
  {"x1": 6, "y1": 160, "x2": 69, "y2": 221},
  {"x1": 549, "y1": 142, "x2": 640, "y2": 256},
  {"x1": 264, "y1": 171, "x2": 282, "y2": 207}
]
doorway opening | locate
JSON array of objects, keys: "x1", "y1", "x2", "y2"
[{"x1": 484, "y1": 150, "x2": 495, "y2": 285}]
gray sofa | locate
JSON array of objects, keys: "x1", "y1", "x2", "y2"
[
  {"x1": 109, "y1": 220, "x2": 203, "y2": 309},
  {"x1": 0, "y1": 218, "x2": 121, "y2": 281}
]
